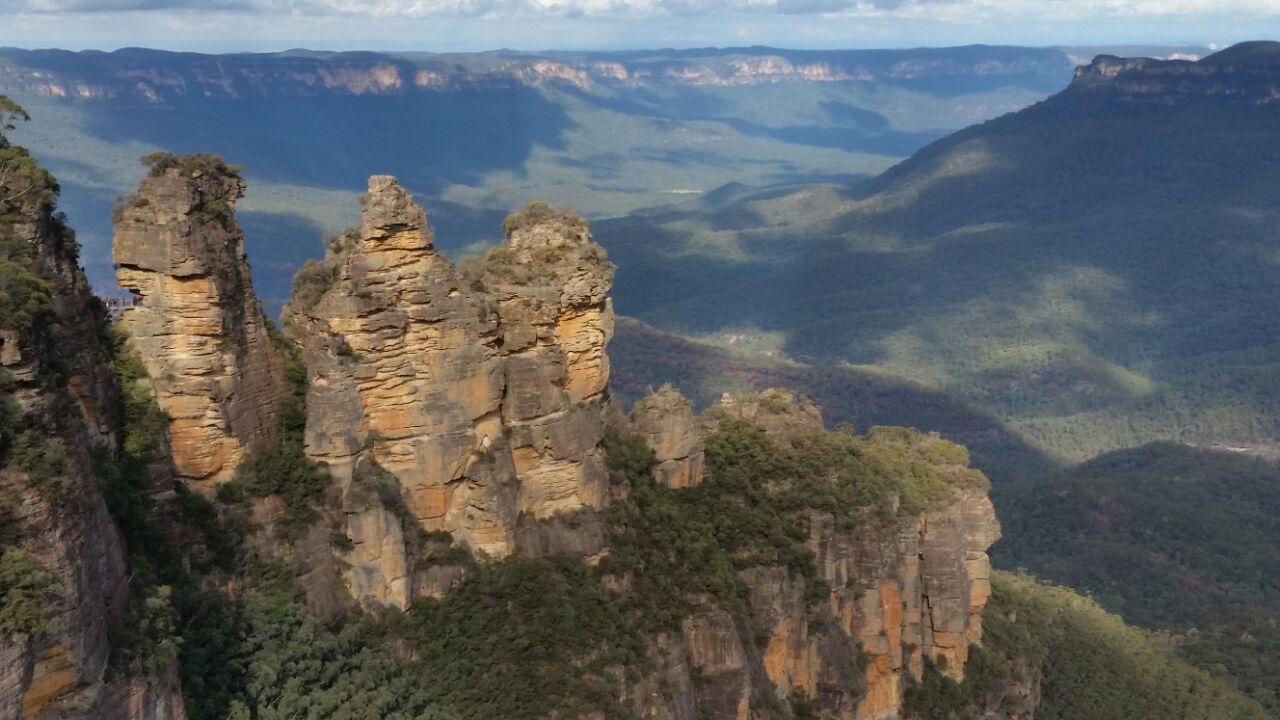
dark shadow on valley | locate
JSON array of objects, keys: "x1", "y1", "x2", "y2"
[
  {"x1": 77, "y1": 87, "x2": 576, "y2": 194},
  {"x1": 610, "y1": 317, "x2": 1061, "y2": 483}
]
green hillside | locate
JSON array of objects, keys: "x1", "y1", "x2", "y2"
[
  {"x1": 997, "y1": 443, "x2": 1280, "y2": 711},
  {"x1": 598, "y1": 42, "x2": 1280, "y2": 469},
  {"x1": 945, "y1": 572, "x2": 1272, "y2": 720}
]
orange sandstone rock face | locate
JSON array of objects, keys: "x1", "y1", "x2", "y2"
[
  {"x1": 619, "y1": 391, "x2": 1003, "y2": 720},
  {"x1": 284, "y1": 180, "x2": 615, "y2": 611},
  {"x1": 808, "y1": 486, "x2": 1001, "y2": 720},
  {"x1": 629, "y1": 385, "x2": 705, "y2": 488},
  {"x1": 734, "y1": 488, "x2": 999, "y2": 720},
  {"x1": 113, "y1": 163, "x2": 288, "y2": 492}
]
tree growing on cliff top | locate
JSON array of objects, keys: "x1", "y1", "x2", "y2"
[{"x1": 0, "y1": 96, "x2": 28, "y2": 139}]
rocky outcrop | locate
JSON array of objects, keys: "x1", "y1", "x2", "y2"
[
  {"x1": 1072, "y1": 42, "x2": 1280, "y2": 104},
  {"x1": 802, "y1": 487, "x2": 999, "y2": 720},
  {"x1": 709, "y1": 388, "x2": 825, "y2": 445},
  {"x1": 0, "y1": 139, "x2": 185, "y2": 719},
  {"x1": 113, "y1": 156, "x2": 288, "y2": 493},
  {"x1": 620, "y1": 391, "x2": 1003, "y2": 720},
  {"x1": 284, "y1": 180, "x2": 614, "y2": 610},
  {"x1": 629, "y1": 385, "x2": 705, "y2": 488},
  {"x1": 488, "y1": 202, "x2": 613, "y2": 541}
]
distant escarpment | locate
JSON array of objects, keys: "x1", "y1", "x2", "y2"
[
  {"x1": 113, "y1": 153, "x2": 288, "y2": 492},
  {"x1": 1, "y1": 108, "x2": 185, "y2": 719},
  {"x1": 0, "y1": 46, "x2": 1073, "y2": 101},
  {"x1": 1071, "y1": 41, "x2": 1280, "y2": 103}
]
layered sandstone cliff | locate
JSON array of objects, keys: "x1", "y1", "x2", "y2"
[
  {"x1": 113, "y1": 156, "x2": 288, "y2": 492},
  {"x1": 1072, "y1": 42, "x2": 1280, "y2": 104},
  {"x1": 0, "y1": 47, "x2": 1073, "y2": 101},
  {"x1": 0, "y1": 140, "x2": 185, "y2": 720},
  {"x1": 622, "y1": 389, "x2": 1002, "y2": 720},
  {"x1": 283, "y1": 180, "x2": 614, "y2": 610}
]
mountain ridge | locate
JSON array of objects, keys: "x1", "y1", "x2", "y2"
[
  {"x1": 0, "y1": 44, "x2": 1077, "y2": 101},
  {"x1": 597, "y1": 41, "x2": 1280, "y2": 470}
]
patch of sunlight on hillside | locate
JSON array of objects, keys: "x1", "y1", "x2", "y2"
[
  {"x1": 1224, "y1": 206, "x2": 1270, "y2": 223},
  {"x1": 440, "y1": 90, "x2": 897, "y2": 220},
  {"x1": 961, "y1": 266, "x2": 1159, "y2": 341},
  {"x1": 744, "y1": 185, "x2": 858, "y2": 227},
  {"x1": 979, "y1": 341, "x2": 1157, "y2": 397},
  {"x1": 8, "y1": 95, "x2": 156, "y2": 190},
  {"x1": 980, "y1": 341, "x2": 1072, "y2": 369},
  {"x1": 854, "y1": 138, "x2": 1010, "y2": 216},
  {"x1": 10, "y1": 94, "x2": 363, "y2": 241},
  {"x1": 671, "y1": 227, "x2": 752, "y2": 262},
  {"x1": 939, "y1": 221, "x2": 1018, "y2": 240},
  {"x1": 1009, "y1": 412, "x2": 1162, "y2": 464},
  {"x1": 686, "y1": 327, "x2": 792, "y2": 359},
  {"x1": 1102, "y1": 363, "x2": 1158, "y2": 396},
  {"x1": 844, "y1": 265, "x2": 1163, "y2": 459},
  {"x1": 842, "y1": 231, "x2": 908, "y2": 253},
  {"x1": 864, "y1": 329, "x2": 957, "y2": 389}
]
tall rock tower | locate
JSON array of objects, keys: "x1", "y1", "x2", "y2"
[
  {"x1": 284, "y1": 178, "x2": 615, "y2": 609},
  {"x1": 113, "y1": 154, "x2": 288, "y2": 493}
]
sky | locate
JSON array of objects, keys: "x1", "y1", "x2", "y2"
[{"x1": 0, "y1": 0, "x2": 1276, "y2": 52}]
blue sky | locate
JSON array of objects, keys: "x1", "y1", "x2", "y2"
[{"x1": 0, "y1": 0, "x2": 1276, "y2": 52}]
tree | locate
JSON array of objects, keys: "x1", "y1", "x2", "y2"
[{"x1": 0, "y1": 95, "x2": 29, "y2": 139}]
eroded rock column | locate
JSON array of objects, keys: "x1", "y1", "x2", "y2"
[
  {"x1": 113, "y1": 158, "x2": 287, "y2": 492},
  {"x1": 284, "y1": 181, "x2": 618, "y2": 609}
]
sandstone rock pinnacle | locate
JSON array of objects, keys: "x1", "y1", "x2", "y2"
[
  {"x1": 113, "y1": 155, "x2": 289, "y2": 492},
  {"x1": 284, "y1": 178, "x2": 616, "y2": 610}
]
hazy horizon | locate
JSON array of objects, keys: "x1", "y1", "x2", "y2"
[{"x1": 0, "y1": 1, "x2": 1275, "y2": 54}]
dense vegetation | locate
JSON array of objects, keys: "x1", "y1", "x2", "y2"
[
  {"x1": 93, "y1": 387, "x2": 1007, "y2": 720},
  {"x1": 500, "y1": 200, "x2": 588, "y2": 237},
  {"x1": 905, "y1": 572, "x2": 1271, "y2": 720},
  {"x1": 0, "y1": 97, "x2": 59, "y2": 334},
  {"x1": 0, "y1": 547, "x2": 59, "y2": 636},
  {"x1": 996, "y1": 443, "x2": 1280, "y2": 711},
  {"x1": 0, "y1": 96, "x2": 72, "y2": 638}
]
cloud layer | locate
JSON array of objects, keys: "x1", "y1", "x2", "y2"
[{"x1": 5, "y1": 0, "x2": 1280, "y2": 18}]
